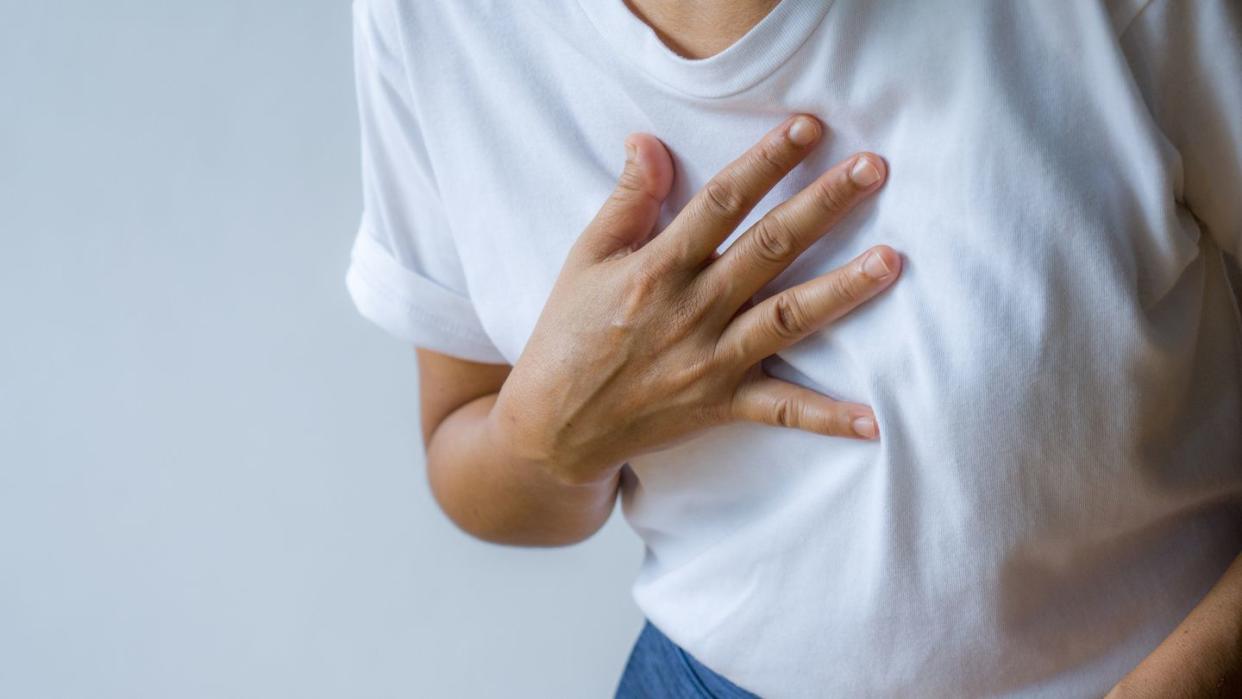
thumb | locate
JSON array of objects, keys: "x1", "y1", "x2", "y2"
[{"x1": 573, "y1": 133, "x2": 674, "y2": 263}]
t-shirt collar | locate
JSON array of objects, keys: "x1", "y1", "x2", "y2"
[{"x1": 574, "y1": 0, "x2": 837, "y2": 99}]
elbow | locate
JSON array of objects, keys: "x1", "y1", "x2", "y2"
[
  {"x1": 424, "y1": 462, "x2": 611, "y2": 548},
  {"x1": 458, "y1": 516, "x2": 604, "y2": 548},
  {"x1": 434, "y1": 495, "x2": 607, "y2": 548}
]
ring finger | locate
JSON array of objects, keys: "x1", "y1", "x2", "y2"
[{"x1": 716, "y1": 244, "x2": 902, "y2": 366}]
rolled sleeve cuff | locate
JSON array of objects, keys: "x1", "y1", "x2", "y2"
[{"x1": 345, "y1": 227, "x2": 508, "y2": 364}]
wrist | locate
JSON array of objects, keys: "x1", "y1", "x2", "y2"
[{"x1": 486, "y1": 391, "x2": 622, "y2": 487}]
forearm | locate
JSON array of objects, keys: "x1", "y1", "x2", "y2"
[
  {"x1": 424, "y1": 392, "x2": 621, "y2": 547},
  {"x1": 1108, "y1": 552, "x2": 1242, "y2": 697}
]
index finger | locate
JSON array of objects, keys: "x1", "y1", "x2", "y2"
[{"x1": 642, "y1": 114, "x2": 823, "y2": 267}]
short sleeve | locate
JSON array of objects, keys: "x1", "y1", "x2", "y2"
[
  {"x1": 345, "y1": 0, "x2": 507, "y2": 364},
  {"x1": 1119, "y1": 0, "x2": 1242, "y2": 262}
]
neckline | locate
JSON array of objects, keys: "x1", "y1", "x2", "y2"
[{"x1": 574, "y1": 0, "x2": 836, "y2": 99}]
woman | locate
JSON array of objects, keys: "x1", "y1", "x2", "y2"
[{"x1": 345, "y1": 0, "x2": 1242, "y2": 695}]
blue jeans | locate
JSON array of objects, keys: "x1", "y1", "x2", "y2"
[{"x1": 614, "y1": 620, "x2": 760, "y2": 698}]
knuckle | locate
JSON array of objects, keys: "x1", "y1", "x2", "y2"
[
  {"x1": 702, "y1": 176, "x2": 747, "y2": 221},
  {"x1": 748, "y1": 216, "x2": 796, "y2": 265},
  {"x1": 771, "y1": 397, "x2": 799, "y2": 428},
  {"x1": 769, "y1": 292, "x2": 810, "y2": 339},
  {"x1": 667, "y1": 353, "x2": 716, "y2": 393},
  {"x1": 680, "y1": 276, "x2": 721, "y2": 323},
  {"x1": 814, "y1": 174, "x2": 857, "y2": 215},
  {"x1": 828, "y1": 269, "x2": 863, "y2": 304},
  {"x1": 751, "y1": 140, "x2": 789, "y2": 176},
  {"x1": 710, "y1": 329, "x2": 749, "y2": 372},
  {"x1": 667, "y1": 289, "x2": 707, "y2": 333},
  {"x1": 611, "y1": 263, "x2": 664, "y2": 327},
  {"x1": 628, "y1": 259, "x2": 665, "y2": 298},
  {"x1": 823, "y1": 409, "x2": 854, "y2": 437},
  {"x1": 616, "y1": 163, "x2": 647, "y2": 195}
]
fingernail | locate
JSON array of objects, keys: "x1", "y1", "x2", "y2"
[
  {"x1": 861, "y1": 250, "x2": 891, "y2": 280},
  {"x1": 849, "y1": 155, "x2": 881, "y2": 187},
  {"x1": 852, "y1": 415, "x2": 878, "y2": 439},
  {"x1": 625, "y1": 140, "x2": 637, "y2": 164},
  {"x1": 787, "y1": 117, "x2": 818, "y2": 146}
]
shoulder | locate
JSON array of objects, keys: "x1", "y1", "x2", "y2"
[
  {"x1": 353, "y1": 0, "x2": 570, "y2": 50},
  {"x1": 354, "y1": 0, "x2": 585, "y2": 53},
  {"x1": 353, "y1": 0, "x2": 591, "y2": 106},
  {"x1": 351, "y1": 0, "x2": 475, "y2": 62}
]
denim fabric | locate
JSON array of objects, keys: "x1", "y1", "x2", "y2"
[{"x1": 614, "y1": 620, "x2": 760, "y2": 698}]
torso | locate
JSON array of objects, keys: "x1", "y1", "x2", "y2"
[{"x1": 388, "y1": 1, "x2": 1242, "y2": 694}]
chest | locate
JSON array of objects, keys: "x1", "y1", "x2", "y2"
[{"x1": 420, "y1": 1, "x2": 1194, "y2": 365}]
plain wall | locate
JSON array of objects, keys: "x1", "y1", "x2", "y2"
[{"x1": 0, "y1": 3, "x2": 644, "y2": 697}]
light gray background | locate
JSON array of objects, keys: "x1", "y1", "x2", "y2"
[{"x1": 0, "y1": 3, "x2": 644, "y2": 698}]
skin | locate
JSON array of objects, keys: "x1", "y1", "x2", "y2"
[
  {"x1": 623, "y1": 0, "x2": 781, "y2": 59},
  {"x1": 415, "y1": 0, "x2": 1242, "y2": 691},
  {"x1": 1103, "y1": 553, "x2": 1242, "y2": 697},
  {"x1": 424, "y1": 114, "x2": 893, "y2": 546}
]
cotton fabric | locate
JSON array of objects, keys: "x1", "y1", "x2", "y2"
[{"x1": 346, "y1": 0, "x2": 1242, "y2": 695}]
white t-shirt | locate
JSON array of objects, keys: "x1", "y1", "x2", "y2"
[{"x1": 345, "y1": 0, "x2": 1242, "y2": 695}]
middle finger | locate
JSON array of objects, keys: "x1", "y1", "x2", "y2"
[{"x1": 698, "y1": 152, "x2": 887, "y2": 311}]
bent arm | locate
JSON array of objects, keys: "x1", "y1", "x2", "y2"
[
  {"x1": 417, "y1": 348, "x2": 620, "y2": 547},
  {"x1": 1106, "y1": 552, "x2": 1242, "y2": 696}
]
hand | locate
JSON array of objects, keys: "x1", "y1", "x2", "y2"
[{"x1": 489, "y1": 114, "x2": 899, "y2": 486}]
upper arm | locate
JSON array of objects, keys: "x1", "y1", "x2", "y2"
[
  {"x1": 346, "y1": 0, "x2": 507, "y2": 363},
  {"x1": 348, "y1": 2, "x2": 513, "y2": 449},
  {"x1": 416, "y1": 348, "x2": 510, "y2": 447}
]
